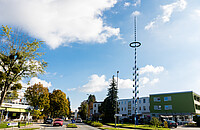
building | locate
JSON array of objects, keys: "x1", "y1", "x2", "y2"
[
  {"x1": 118, "y1": 97, "x2": 150, "y2": 121},
  {"x1": 0, "y1": 87, "x2": 33, "y2": 121},
  {"x1": 150, "y1": 91, "x2": 200, "y2": 123},
  {"x1": 92, "y1": 102, "x2": 102, "y2": 120}
]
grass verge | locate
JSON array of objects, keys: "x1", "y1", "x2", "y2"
[
  {"x1": 67, "y1": 123, "x2": 78, "y2": 128},
  {"x1": 106, "y1": 123, "x2": 170, "y2": 130}
]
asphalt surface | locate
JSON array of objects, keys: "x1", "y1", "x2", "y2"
[{"x1": 39, "y1": 121, "x2": 99, "y2": 130}]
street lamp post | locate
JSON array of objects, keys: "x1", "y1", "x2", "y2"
[
  {"x1": 86, "y1": 94, "x2": 89, "y2": 120},
  {"x1": 115, "y1": 71, "x2": 119, "y2": 128}
]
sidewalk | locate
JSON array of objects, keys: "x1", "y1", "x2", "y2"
[{"x1": 0, "y1": 122, "x2": 43, "y2": 130}]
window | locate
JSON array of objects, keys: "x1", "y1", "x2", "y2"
[
  {"x1": 133, "y1": 107, "x2": 134, "y2": 110},
  {"x1": 122, "y1": 107, "x2": 123, "y2": 111},
  {"x1": 164, "y1": 96, "x2": 171, "y2": 101},
  {"x1": 94, "y1": 104, "x2": 96, "y2": 107},
  {"x1": 128, "y1": 110, "x2": 131, "y2": 115},
  {"x1": 143, "y1": 106, "x2": 146, "y2": 111},
  {"x1": 154, "y1": 97, "x2": 161, "y2": 102},
  {"x1": 125, "y1": 101, "x2": 126, "y2": 104},
  {"x1": 118, "y1": 102, "x2": 120, "y2": 105},
  {"x1": 122, "y1": 101, "x2": 123, "y2": 104},
  {"x1": 143, "y1": 99, "x2": 146, "y2": 103},
  {"x1": 139, "y1": 100, "x2": 141, "y2": 103},
  {"x1": 165, "y1": 105, "x2": 172, "y2": 110},
  {"x1": 139, "y1": 107, "x2": 141, "y2": 110},
  {"x1": 128, "y1": 101, "x2": 131, "y2": 109},
  {"x1": 133, "y1": 100, "x2": 134, "y2": 104},
  {"x1": 94, "y1": 110, "x2": 96, "y2": 113},
  {"x1": 125, "y1": 107, "x2": 126, "y2": 111},
  {"x1": 154, "y1": 105, "x2": 161, "y2": 110}
]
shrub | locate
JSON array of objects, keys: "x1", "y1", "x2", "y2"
[
  {"x1": 91, "y1": 121, "x2": 103, "y2": 127},
  {"x1": 193, "y1": 115, "x2": 200, "y2": 126},
  {"x1": 67, "y1": 123, "x2": 77, "y2": 128},
  {"x1": 150, "y1": 117, "x2": 162, "y2": 127},
  {"x1": 86, "y1": 120, "x2": 92, "y2": 125}
]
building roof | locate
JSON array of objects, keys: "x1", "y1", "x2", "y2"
[
  {"x1": 117, "y1": 97, "x2": 149, "y2": 101},
  {"x1": 150, "y1": 91, "x2": 193, "y2": 96}
]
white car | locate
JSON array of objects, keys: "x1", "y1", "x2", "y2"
[{"x1": 76, "y1": 118, "x2": 82, "y2": 123}]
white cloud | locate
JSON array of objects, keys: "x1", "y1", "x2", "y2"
[
  {"x1": 79, "y1": 74, "x2": 109, "y2": 93},
  {"x1": 161, "y1": 0, "x2": 187, "y2": 23},
  {"x1": 67, "y1": 88, "x2": 77, "y2": 91},
  {"x1": 140, "y1": 77, "x2": 150, "y2": 85},
  {"x1": 118, "y1": 78, "x2": 133, "y2": 89},
  {"x1": 133, "y1": 0, "x2": 141, "y2": 7},
  {"x1": 150, "y1": 78, "x2": 159, "y2": 85},
  {"x1": 139, "y1": 65, "x2": 164, "y2": 75},
  {"x1": 132, "y1": 11, "x2": 140, "y2": 16},
  {"x1": 20, "y1": 77, "x2": 52, "y2": 88},
  {"x1": 145, "y1": 0, "x2": 187, "y2": 30},
  {"x1": 144, "y1": 21, "x2": 155, "y2": 30},
  {"x1": 124, "y1": 2, "x2": 130, "y2": 7},
  {"x1": 0, "y1": 0, "x2": 119, "y2": 49}
]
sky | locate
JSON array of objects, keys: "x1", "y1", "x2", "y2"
[{"x1": 1, "y1": 0, "x2": 200, "y2": 111}]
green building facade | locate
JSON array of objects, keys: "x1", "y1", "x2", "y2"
[{"x1": 150, "y1": 91, "x2": 200, "y2": 122}]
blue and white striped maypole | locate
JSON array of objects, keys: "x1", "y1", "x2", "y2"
[{"x1": 129, "y1": 16, "x2": 141, "y2": 127}]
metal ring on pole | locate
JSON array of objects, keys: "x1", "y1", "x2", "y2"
[{"x1": 129, "y1": 42, "x2": 141, "y2": 48}]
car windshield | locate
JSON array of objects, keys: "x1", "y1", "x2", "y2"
[{"x1": 168, "y1": 121, "x2": 175, "y2": 123}]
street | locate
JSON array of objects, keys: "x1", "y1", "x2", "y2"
[{"x1": 39, "y1": 121, "x2": 99, "y2": 130}]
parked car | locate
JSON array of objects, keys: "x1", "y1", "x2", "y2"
[
  {"x1": 44, "y1": 118, "x2": 53, "y2": 124},
  {"x1": 53, "y1": 119, "x2": 63, "y2": 126},
  {"x1": 76, "y1": 118, "x2": 82, "y2": 123},
  {"x1": 167, "y1": 120, "x2": 178, "y2": 128}
]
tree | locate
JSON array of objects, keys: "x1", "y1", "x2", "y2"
[
  {"x1": 25, "y1": 83, "x2": 50, "y2": 115},
  {"x1": 78, "y1": 100, "x2": 88, "y2": 120},
  {"x1": 99, "y1": 75, "x2": 118, "y2": 123},
  {"x1": 150, "y1": 117, "x2": 162, "y2": 127},
  {"x1": 67, "y1": 97, "x2": 72, "y2": 119},
  {"x1": 50, "y1": 89, "x2": 69, "y2": 118},
  {"x1": 0, "y1": 25, "x2": 47, "y2": 107},
  {"x1": 87, "y1": 94, "x2": 96, "y2": 118},
  {"x1": 32, "y1": 109, "x2": 41, "y2": 120}
]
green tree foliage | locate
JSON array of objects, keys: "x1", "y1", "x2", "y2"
[
  {"x1": 67, "y1": 97, "x2": 72, "y2": 119},
  {"x1": 32, "y1": 109, "x2": 41, "y2": 120},
  {"x1": 87, "y1": 94, "x2": 96, "y2": 117},
  {"x1": 50, "y1": 89, "x2": 69, "y2": 118},
  {"x1": 24, "y1": 83, "x2": 50, "y2": 116},
  {"x1": 150, "y1": 117, "x2": 162, "y2": 127},
  {"x1": 78, "y1": 100, "x2": 88, "y2": 120},
  {"x1": 0, "y1": 25, "x2": 47, "y2": 107},
  {"x1": 99, "y1": 75, "x2": 118, "y2": 123}
]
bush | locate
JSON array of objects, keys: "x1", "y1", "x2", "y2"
[
  {"x1": 86, "y1": 120, "x2": 92, "y2": 125},
  {"x1": 91, "y1": 121, "x2": 103, "y2": 127},
  {"x1": 150, "y1": 117, "x2": 162, "y2": 127},
  {"x1": 67, "y1": 123, "x2": 77, "y2": 128},
  {"x1": 193, "y1": 115, "x2": 200, "y2": 126}
]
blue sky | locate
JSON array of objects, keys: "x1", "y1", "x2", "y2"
[{"x1": 1, "y1": 0, "x2": 200, "y2": 111}]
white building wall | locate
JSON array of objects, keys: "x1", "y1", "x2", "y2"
[
  {"x1": 92, "y1": 102, "x2": 102, "y2": 114},
  {"x1": 118, "y1": 97, "x2": 150, "y2": 119}
]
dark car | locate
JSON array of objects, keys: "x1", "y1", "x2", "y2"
[
  {"x1": 53, "y1": 119, "x2": 63, "y2": 126},
  {"x1": 167, "y1": 120, "x2": 178, "y2": 128},
  {"x1": 44, "y1": 118, "x2": 53, "y2": 124}
]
